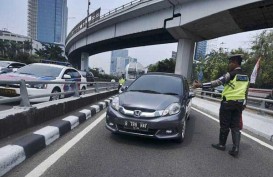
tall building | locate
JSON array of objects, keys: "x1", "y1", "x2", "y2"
[
  {"x1": 28, "y1": 0, "x2": 68, "y2": 44},
  {"x1": 110, "y1": 49, "x2": 128, "y2": 75},
  {"x1": 194, "y1": 41, "x2": 207, "y2": 60},
  {"x1": 0, "y1": 30, "x2": 43, "y2": 55}
]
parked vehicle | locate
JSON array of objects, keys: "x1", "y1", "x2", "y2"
[
  {"x1": 106, "y1": 72, "x2": 195, "y2": 143},
  {"x1": 79, "y1": 70, "x2": 95, "y2": 85},
  {"x1": 0, "y1": 63, "x2": 87, "y2": 102},
  {"x1": 213, "y1": 85, "x2": 224, "y2": 98},
  {"x1": 265, "y1": 89, "x2": 273, "y2": 108},
  {"x1": 0, "y1": 61, "x2": 26, "y2": 74}
]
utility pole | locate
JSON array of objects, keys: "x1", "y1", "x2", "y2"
[{"x1": 87, "y1": 0, "x2": 91, "y2": 28}]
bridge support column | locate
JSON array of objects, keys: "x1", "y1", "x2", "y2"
[
  {"x1": 175, "y1": 39, "x2": 195, "y2": 81},
  {"x1": 81, "y1": 52, "x2": 89, "y2": 71}
]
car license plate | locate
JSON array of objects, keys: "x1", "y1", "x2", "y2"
[
  {"x1": 0, "y1": 88, "x2": 17, "y2": 96},
  {"x1": 124, "y1": 120, "x2": 148, "y2": 131}
]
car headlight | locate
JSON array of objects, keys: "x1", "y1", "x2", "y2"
[
  {"x1": 162, "y1": 103, "x2": 181, "y2": 116},
  {"x1": 28, "y1": 84, "x2": 47, "y2": 89},
  {"x1": 111, "y1": 97, "x2": 120, "y2": 111}
]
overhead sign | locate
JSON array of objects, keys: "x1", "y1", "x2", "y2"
[{"x1": 90, "y1": 8, "x2": 101, "y2": 23}]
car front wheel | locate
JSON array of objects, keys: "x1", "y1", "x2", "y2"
[
  {"x1": 176, "y1": 118, "x2": 186, "y2": 143},
  {"x1": 50, "y1": 88, "x2": 60, "y2": 101}
]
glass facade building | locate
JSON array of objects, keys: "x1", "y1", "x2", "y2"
[
  {"x1": 28, "y1": 0, "x2": 68, "y2": 44},
  {"x1": 194, "y1": 41, "x2": 207, "y2": 60},
  {"x1": 110, "y1": 49, "x2": 129, "y2": 75}
]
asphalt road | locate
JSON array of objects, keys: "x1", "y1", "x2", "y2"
[{"x1": 4, "y1": 108, "x2": 273, "y2": 177}]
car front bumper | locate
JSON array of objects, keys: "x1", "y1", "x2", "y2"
[{"x1": 105, "y1": 105, "x2": 184, "y2": 140}]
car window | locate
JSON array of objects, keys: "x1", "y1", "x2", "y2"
[
  {"x1": 9, "y1": 63, "x2": 25, "y2": 68},
  {"x1": 127, "y1": 75, "x2": 182, "y2": 95},
  {"x1": 0, "y1": 61, "x2": 10, "y2": 67},
  {"x1": 124, "y1": 80, "x2": 134, "y2": 87},
  {"x1": 64, "y1": 69, "x2": 81, "y2": 79},
  {"x1": 17, "y1": 64, "x2": 62, "y2": 77}
]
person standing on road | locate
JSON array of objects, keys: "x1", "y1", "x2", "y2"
[
  {"x1": 118, "y1": 74, "x2": 126, "y2": 90},
  {"x1": 192, "y1": 54, "x2": 249, "y2": 157}
]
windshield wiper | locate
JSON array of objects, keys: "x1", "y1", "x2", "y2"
[
  {"x1": 129, "y1": 89, "x2": 160, "y2": 94},
  {"x1": 162, "y1": 92, "x2": 179, "y2": 95}
]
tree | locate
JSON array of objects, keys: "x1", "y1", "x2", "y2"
[
  {"x1": 148, "y1": 58, "x2": 175, "y2": 73},
  {"x1": 35, "y1": 43, "x2": 66, "y2": 61}
]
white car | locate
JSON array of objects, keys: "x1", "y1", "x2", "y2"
[{"x1": 0, "y1": 63, "x2": 87, "y2": 102}]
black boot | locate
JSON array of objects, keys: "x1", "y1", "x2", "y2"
[
  {"x1": 212, "y1": 129, "x2": 229, "y2": 151},
  {"x1": 229, "y1": 130, "x2": 241, "y2": 157}
]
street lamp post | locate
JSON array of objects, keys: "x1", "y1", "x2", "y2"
[{"x1": 87, "y1": 0, "x2": 91, "y2": 28}]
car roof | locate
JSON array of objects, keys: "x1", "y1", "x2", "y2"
[
  {"x1": 0, "y1": 61, "x2": 26, "y2": 65},
  {"x1": 144, "y1": 72, "x2": 185, "y2": 79},
  {"x1": 30, "y1": 63, "x2": 67, "y2": 69}
]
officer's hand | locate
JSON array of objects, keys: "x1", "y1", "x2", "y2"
[{"x1": 192, "y1": 80, "x2": 202, "y2": 89}]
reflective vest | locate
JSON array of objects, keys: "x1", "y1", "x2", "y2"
[
  {"x1": 119, "y1": 78, "x2": 125, "y2": 85},
  {"x1": 222, "y1": 74, "x2": 249, "y2": 101}
]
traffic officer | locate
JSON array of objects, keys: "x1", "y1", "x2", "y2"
[
  {"x1": 192, "y1": 54, "x2": 249, "y2": 157},
  {"x1": 118, "y1": 74, "x2": 125, "y2": 90}
]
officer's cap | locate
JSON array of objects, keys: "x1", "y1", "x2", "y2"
[{"x1": 228, "y1": 54, "x2": 243, "y2": 63}]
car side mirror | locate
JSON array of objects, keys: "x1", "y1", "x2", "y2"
[
  {"x1": 189, "y1": 92, "x2": 195, "y2": 99},
  {"x1": 63, "y1": 74, "x2": 71, "y2": 79}
]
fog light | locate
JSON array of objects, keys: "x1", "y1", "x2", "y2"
[
  {"x1": 166, "y1": 130, "x2": 173, "y2": 134},
  {"x1": 109, "y1": 122, "x2": 114, "y2": 126}
]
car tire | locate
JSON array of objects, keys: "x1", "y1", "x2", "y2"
[
  {"x1": 50, "y1": 88, "x2": 61, "y2": 101},
  {"x1": 176, "y1": 118, "x2": 186, "y2": 143},
  {"x1": 80, "y1": 86, "x2": 86, "y2": 95}
]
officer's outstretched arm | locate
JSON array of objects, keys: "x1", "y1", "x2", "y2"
[{"x1": 202, "y1": 72, "x2": 231, "y2": 88}]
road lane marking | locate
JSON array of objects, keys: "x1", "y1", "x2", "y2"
[
  {"x1": 192, "y1": 107, "x2": 273, "y2": 151},
  {"x1": 25, "y1": 112, "x2": 106, "y2": 177}
]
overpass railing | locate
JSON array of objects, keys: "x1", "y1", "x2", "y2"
[
  {"x1": 0, "y1": 80, "x2": 118, "y2": 107},
  {"x1": 66, "y1": 0, "x2": 143, "y2": 43},
  {"x1": 193, "y1": 89, "x2": 273, "y2": 115}
]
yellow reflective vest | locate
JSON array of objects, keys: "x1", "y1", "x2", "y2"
[
  {"x1": 222, "y1": 74, "x2": 249, "y2": 101},
  {"x1": 119, "y1": 78, "x2": 125, "y2": 85}
]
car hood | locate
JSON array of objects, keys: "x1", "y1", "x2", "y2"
[
  {"x1": 119, "y1": 91, "x2": 180, "y2": 110},
  {"x1": 0, "y1": 73, "x2": 56, "y2": 81}
]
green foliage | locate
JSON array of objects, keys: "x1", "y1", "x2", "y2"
[
  {"x1": 35, "y1": 43, "x2": 66, "y2": 61},
  {"x1": 193, "y1": 30, "x2": 273, "y2": 89},
  {"x1": 148, "y1": 58, "x2": 175, "y2": 73}
]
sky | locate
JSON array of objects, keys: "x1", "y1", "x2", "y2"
[{"x1": 0, "y1": 0, "x2": 266, "y2": 74}]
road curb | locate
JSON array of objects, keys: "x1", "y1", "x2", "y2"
[{"x1": 0, "y1": 96, "x2": 116, "y2": 177}]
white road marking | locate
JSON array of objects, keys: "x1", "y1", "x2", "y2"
[
  {"x1": 192, "y1": 107, "x2": 273, "y2": 151},
  {"x1": 25, "y1": 112, "x2": 106, "y2": 177}
]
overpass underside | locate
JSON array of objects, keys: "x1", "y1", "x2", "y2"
[{"x1": 66, "y1": 0, "x2": 273, "y2": 78}]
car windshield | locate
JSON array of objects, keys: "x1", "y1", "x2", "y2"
[
  {"x1": 124, "y1": 80, "x2": 134, "y2": 87},
  {"x1": 17, "y1": 64, "x2": 63, "y2": 77},
  {"x1": 127, "y1": 75, "x2": 182, "y2": 95},
  {"x1": 0, "y1": 61, "x2": 10, "y2": 67}
]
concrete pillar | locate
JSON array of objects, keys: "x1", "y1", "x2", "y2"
[
  {"x1": 175, "y1": 39, "x2": 195, "y2": 80},
  {"x1": 81, "y1": 52, "x2": 89, "y2": 71}
]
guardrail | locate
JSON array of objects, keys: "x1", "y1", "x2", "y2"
[
  {"x1": 194, "y1": 89, "x2": 273, "y2": 115},
  {"x1": 66, "y1": 0, "x2": 144, "y2": 43},
  {"x1": 0, "y1": 80, "x2": 118, "y2": 107}
]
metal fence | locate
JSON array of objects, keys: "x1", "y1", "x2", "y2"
[
  {"x1": 66, "y1": 0, "x2": 145, "y2": 43},
  {"x1": 0, "y1": 80, "x2": 118, "y2": 107},
  {"x1": 193, "y1": 89, "x2": 273, "y2": 115}
]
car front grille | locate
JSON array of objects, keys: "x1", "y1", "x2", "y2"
[{"x1": 122, "y1": 106, "x2": 155, "y2": 113}]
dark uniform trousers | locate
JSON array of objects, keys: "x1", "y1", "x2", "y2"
[{"x1": 219, "y1": 100, "x2": 243, "y2": 133}]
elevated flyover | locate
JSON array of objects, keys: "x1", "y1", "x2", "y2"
[{"x1": 66, "y1": 0, "x2": 273, "y2": 79}]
